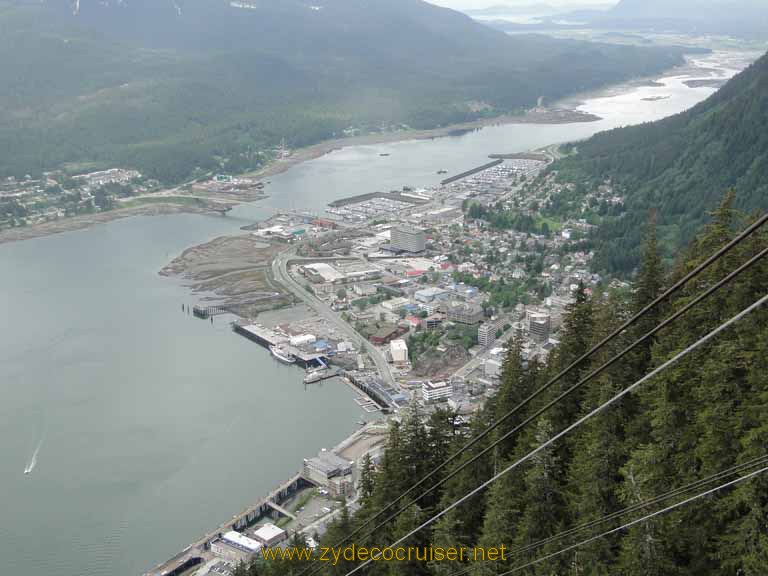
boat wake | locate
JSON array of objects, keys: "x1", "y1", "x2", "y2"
[{"x1": 24, "y1": 438, "x2": 44, "y2": 476}]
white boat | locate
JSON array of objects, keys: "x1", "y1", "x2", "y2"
[
  {"x1": 270, "y1": 345, "x2": 296, "y2": 364},
  {"x1": 304, "y1": 367, "x2": 328, "y2": 384}
]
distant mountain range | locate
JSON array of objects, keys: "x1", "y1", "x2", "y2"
[
  {"x1": 0, "y1": 0, "x2": 690, "y2": 183},
  {"x1": 594, "y1": 0, "x2": 768, "y2": 38},
  {"x1": 480, "y1": 0, "x2": 768, "y2": 40},
  {"x1": 555, "y1": 50, "x2": 768, "y2": 272}
]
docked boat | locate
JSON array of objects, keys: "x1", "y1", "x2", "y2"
[
  {"x1": 304, "y1": 370, "x2": 326, "y2": 384},
  {"x1": 270, "y1": 345, "x2": 296, "y2": 364}
]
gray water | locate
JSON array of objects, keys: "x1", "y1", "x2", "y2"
[{"x1": 0, "y1": 50, "x2": 751, "y2": 576}]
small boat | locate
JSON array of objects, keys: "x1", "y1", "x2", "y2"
[
  {"x1": 437, "y1": 169, "x2": 448, "y2": 175},
  {"x1": 270, "y1": 345, "x2": 296, "y2": 364},
  {"x1": 379, "y1": 153, "x2": 390, "y2": 157}
]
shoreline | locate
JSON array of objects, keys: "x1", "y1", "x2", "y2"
[
  {"x1": 243, "y1": 108, "x2": 600, "y2": 181},
  {"x1": 0, "y1": 201, "x2": 226, "y2": 246},
  {"x1": 0, "y1": 108, "x2": 598, "y2": 247}
]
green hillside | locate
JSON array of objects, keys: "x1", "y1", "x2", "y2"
[
  {"x1": 0, "y1": 0, "x2": 688, "y2": 183},
  {"x1": 234, "y1": 204, "x2": 768, "y2": 576},
  {"x1": 553, "y1": 51, "x2": 768, "y2": 273}
]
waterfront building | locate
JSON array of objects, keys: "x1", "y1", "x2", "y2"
[
  {"x1": 211, "y1": 531, "x2": 262, "y2": 564},
  {"x1": 303, "y1": 449, "x2": 353, "y2": 487},
  {"x1": 253, "y1": 524, "x2": 287, "y2": 547}
]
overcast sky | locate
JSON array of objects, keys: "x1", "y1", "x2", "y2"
[{"x1": 428, "y1": 0, "x2": 617, "y2": 10}]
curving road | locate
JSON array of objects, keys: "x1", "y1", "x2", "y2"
[{"x1": 272, "y1": 248, "x2": 396, "y2": 389}]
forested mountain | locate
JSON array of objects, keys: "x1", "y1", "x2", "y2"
[
  {"x1": 235, "y1": 200, "x2": 768, "y2": 576},
  {"x1": 0, "y1": 0, "x2": 687, "y2": 183},
  {"x1": 553, "y1": 50, "x2": 768, "y2": 273}
]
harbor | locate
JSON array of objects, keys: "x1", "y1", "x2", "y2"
[{"x1": 0, "y1": 47, "x2": 750, "y2": 576}]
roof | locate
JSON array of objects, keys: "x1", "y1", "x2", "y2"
[
  {"x1": 423, "y1": 380, "x2": 450, "y2": 390},
  {"x1": 415, "y1": 287, "x2": 447, "y2": 296},
  {"x1": 305, "y1": 450, "x2": 352, "y2": 475},
  {"x1": 304, "y1": 262, "x2": 345, "y2": 282},
  {"x1": 393, "y1": 224, "x2": 425, "y2": 235},
  {"x1": 390, "y1": 339, "x2": 408, "y2": 351},
  {"x1": 371, "y1": 325, "x2": 399, "y2": 339},
  {"x1": 222, "y1": 531, "x2": 262, "y2": 553},
  {"x1": 254, "y1": 523, "x2": 286, "y2": 543}
]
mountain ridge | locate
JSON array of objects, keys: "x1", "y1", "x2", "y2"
[
  {"x1": 0, "y1": 0, "x2": 689, "y2": 182},
  {"x1": 553, "y1": 50, "x2": 768, "y2": 273}
]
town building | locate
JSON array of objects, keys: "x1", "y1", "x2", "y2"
[
  {"x1": 528, "y1": 312, "x2": 551, "y2": 343},
  {"x1": 253, "y1": 524, "x2": 287, "y2": 547},
  {"x1": 328, "y1": 475, "x2": 355, "y2": 499},
  {"x1": 422, "y1": 313, "x2": 444, "y2": 331},
  {"x1": 300, "y1": 262, "x2": 346, "y2": 284},
  {"x1": 445, "y1": 302, "x2": 484, "y2": 325},
  {"x1": 390, "y1": 225, "x2": 426, "y2": 253},
  {"x1": 370, "y1": 324, "x2": 407, "y2": 345},
  {"x1": 478, "y1": 317, "x2": 503, "y2": 347},
  {"x1": 390, "y1": 339, "x2": 409, "y2": 365},
  {"x1": 211, "y1": 531, "x2": 262, "y2": 564},
  {"x1": 414, "y1": 287, "x2": 449, "y2": 303},
  {"x1": 422, "y1": 380, "x2": 452, "y2": 403},
  {"x1": 303, "y1": 449, "x2": 353, "y2": 487}
]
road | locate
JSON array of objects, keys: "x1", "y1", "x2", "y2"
[
  {"x1": 452, "y1": 321, "x2": 516, "y2": 380},
  {"x1": 272, "y1": 249, "x2": 396, "y2": 389}
]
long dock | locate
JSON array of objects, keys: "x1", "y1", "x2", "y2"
[
  {"x1": 144, "y1": 473, "x2": 312, "y2": 576},
  {"x1": 440, "y1": 159, "x2": 503, "y2": 185},
  {"x1": 233, "y1": 322, "x2": 328, "y2": 369}
]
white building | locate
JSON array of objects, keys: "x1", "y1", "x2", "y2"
[
  {"x1": 253, "y1": 523, "x2": 287, "y2": 547},
  {"x1": 478, "y1": 317, "x2": 503, "y2": 347},
  {"x1": 290, "y1": 334, "x2": 316, "y2": 347},
  {"x1": 391, "y1": 225, "x2": 426, "y2": 253},
  {"x1": 211, "y1": 531, "x2": 263, "y2": 564},
  {"x1": 301, "y1": 262, "x2": 346, "y2": 283},
  {"x1": 422, "y1": 380, "x2": 452, "y2": 403},
  {"x1": 382, "y1": 297, "x2": 410, "y2": 312},
  {"x1": 390, "y1": 339, "x2": 409, "y2": 365}
]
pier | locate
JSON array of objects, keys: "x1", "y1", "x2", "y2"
[
  {"x1": 440, "y1": 159, "x2": 503, "y2": 185},
  {"x1": 144, "y1": 474, "x2": 312, "y2": 576},
  {"x1": 233, "y1": 322, "x2": 329, "y2": 368},
  {"x1": 192, "y1": 305, "x2": 229, "y2": 318},
  {"x1": 304, "y1": 367, "x2": 342, "y2": 384}
]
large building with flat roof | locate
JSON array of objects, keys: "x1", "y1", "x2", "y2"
[
  {"x1": 211, "y1": 531, "x2": 262, "y2": 564},
  {"x1": 253, "y1": 524, "x2": 287, "y2": 547},
  {"x1": 444, "y1": 302, "x2": 484, "y2": 325},
  {"x1": 422, "y1": 380, "x2": 452, "y2": 403},
  {"x1": 303, "y1": 450, "x2": 353, "y2": 486},
  {"x1": 391, "y1": 225, "x2": 426, "y2": 253}
]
